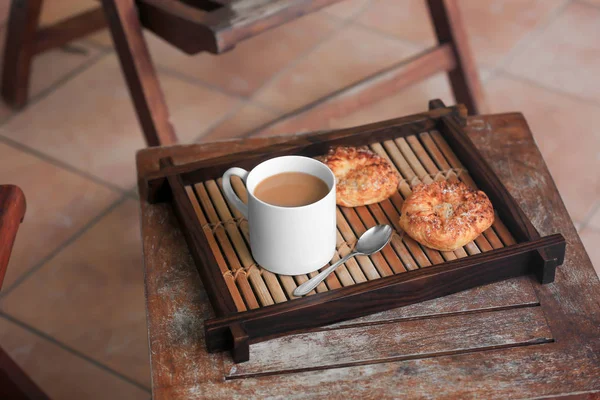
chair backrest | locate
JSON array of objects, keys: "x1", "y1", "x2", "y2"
[{"x1": 0, "y1": 185, "x2": 26, "y2": 291}]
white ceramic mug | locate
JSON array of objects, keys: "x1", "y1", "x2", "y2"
[{"x1": 222, "y1": 156, "x2": 336, "y2": 275}]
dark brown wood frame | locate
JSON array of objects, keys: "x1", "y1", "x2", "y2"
[
  {"x1": 145, "y1": 102, "x2": 566, "y2": 363},
  {"x1": 2, "y1": 0, "x2": 486, "y2": 148}
]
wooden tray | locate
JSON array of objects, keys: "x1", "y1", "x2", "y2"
[{"x1": 145, "y1": 100, "x2": 566, "y2": 363}]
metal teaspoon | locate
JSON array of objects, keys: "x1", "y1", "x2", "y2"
[{"x1": 293, "y1": 225, "x2": 393, "y2": 297}]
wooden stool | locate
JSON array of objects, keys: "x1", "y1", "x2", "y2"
[
  {"x1": 0, "y1": 185, "x2": 50, "y2": 400},
  {"x1": 1, "y1": 0, "x2": 486, "y2": 147}
]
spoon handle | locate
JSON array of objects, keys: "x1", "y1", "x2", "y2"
[{"x1": 293, "y1": 252, "x2": 357, "y2": 297}]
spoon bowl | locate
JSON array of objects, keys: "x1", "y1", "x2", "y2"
[
  {"x1": 355, "y1": 225, "x2": 394, "y2": 255},
  {"x1": 293, "y1": 224, "x2": 393, "y2": 297}
]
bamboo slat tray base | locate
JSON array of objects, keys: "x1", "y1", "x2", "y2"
[
  {"x1": 147, "y1": 102, "x2": 566, "y2": 363},
  {"x1": 188, "y1": 132, "x2": 512, "y2": 307}
]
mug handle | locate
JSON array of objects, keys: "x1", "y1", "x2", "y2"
[{"x1": 222, "y1": 167, "x2": 249, "y2": 218}]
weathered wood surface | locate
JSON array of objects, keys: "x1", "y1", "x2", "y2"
[
  {"x1": 328, "y1": 275, "x2": 537, "y2": 328},
  {"x1": 137, "y1": 113, "x2": 600, "y2": 398},
  {"x1": 225, "y1": 306, "x2": 553, "y2": 378},
  {"x1": 145, "y1": 106, "x2": 565, "y2": 358}
]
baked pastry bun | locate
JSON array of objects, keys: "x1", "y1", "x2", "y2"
[
  {"x1": 318, "y1": 146, "x2": 399, "y2": 207},
  {"x1": 399, "y1": 181, "x2": 494, "y2": 251}
]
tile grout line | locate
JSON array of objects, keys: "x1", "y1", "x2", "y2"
[
  {"x1": 155, "y1": 64, "x2": 244, "y2": 100},
  {"x1": 492, "y1": 69, "x2": 600, "y2": 109},
  {"x1": 0, "y1": 48, "x2": 138, "y2": 198},
  {"x1": 243, "y1": 4, "x2": 371, "y2": 110},
  {"x1": 574, "y1": 0, "x2": 600, "y2": 10},
  {"x1": 326, "y1": 2, "x2": 575, "y2": 95},
  {"x1": 153, "y1": 64, "x2": 279, "y2": 112},
  {"x1": 485, "y1": 0, "x2": 572, "y2": 82},
  {"x1": 355, "y1": 20, "x2": 430, "y2": 50},
  {"x1": 481, "y1": 0, "x2": 600, "y2": 232},
  {"x1": 229, "y1": 41, "x2": 447, "y2": 140},
  {"x1": 200, "y1": 2, "x2": 374, "y2": 140},
  {"x1": 0, "y1": 134, "x2": 136, "y2": 199},
  {"x1": 79, "y1": 42, "x2": 282, "y2": 116},
  {"x1": 0, "y1": 195, "x2": 130, "y2": 300},
  {"x1": 192, "y1": 99, "x2": 250, "y2": 143},
  {"x1": 581, "y1": 225, "x2": 600, "y2": 234},
  {"x1": 156, "y1": 65, "x2": 284, "y2": 117},
  {"x1": 0, "y1": 48, "x2": 110, "y2": 128},
  {"x1": 578, "y1": 200, "x2": 600, "y2": 232},
  {"x1": 126, "y1": 185, "x2": 140, "y2": 199},
  {"x1": 0, "y1": 45, "x2": 136, "y2": 199},
  {"x1": 0, "y1": 312, "x2": 151, "y2": 394},
  {"x1": 326, "y1": 6, "x2": 494, "y2": 94},
  {"x1": 325, "y1": 11, "x2": 434, "y2": 51},
  {"x1": 158, "y1": 5, "x2": 384, "y2": 116},
  {"x1": 85, "y1": 6, "x2": 427, "y2": 121},
  {"x1": 81, "y1": 37, "x2": 114, "y2": 53},
  {"x1": 321, "y1": 0, "x2": 373, "y2": 21}
]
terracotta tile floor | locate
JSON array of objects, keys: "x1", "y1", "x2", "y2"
[{"x1": 0, "y1": 0, "x2": 598, "y2": 397}]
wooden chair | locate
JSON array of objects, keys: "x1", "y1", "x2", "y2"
[
  {"x1": 0, "y1": 185, "x2": 50, "y2": 400},
  {"x1": 1, "y1": 0, "x2": 486, "y2": 147}
]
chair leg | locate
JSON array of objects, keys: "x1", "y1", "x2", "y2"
[
  {"x1": 1, "y1": 0, "x2": 43, "y2": 109},
  {"x1": 426, "y1": 0, "x2": 487, "y2": 115},
  {"x1": 100, "y1": 0, "x2": 177, "y2": 147},
  {"x1": 0, "y1": 346, "x2": 50, "y2": 400}
]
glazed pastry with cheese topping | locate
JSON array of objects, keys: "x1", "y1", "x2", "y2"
[
  {"x1": 399, "y1": 181, "x2": 494, "y2": 251},
  {"x1": 318, "y1": 146, "x2": 399, "y2": 207}
]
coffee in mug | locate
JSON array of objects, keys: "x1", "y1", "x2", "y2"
[{"x1": 254, "y1": 172, "x2": 330, "y2": 207}]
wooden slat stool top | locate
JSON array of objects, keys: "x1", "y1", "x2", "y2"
[{"x1": 136, "y1": 113, "x2": 600, "y2": 399}]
